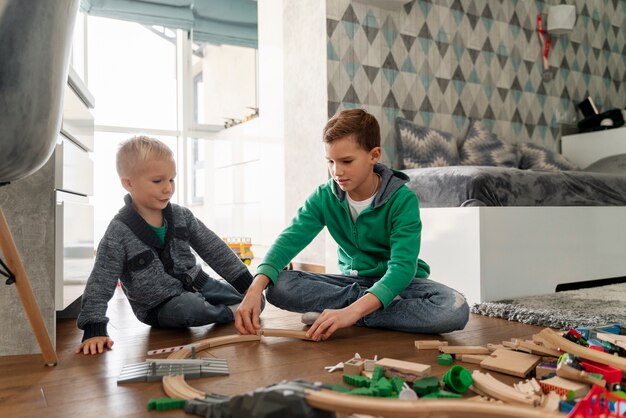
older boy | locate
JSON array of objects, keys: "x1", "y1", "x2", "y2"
[
  {"x1": 235, "y1": 109, "x2": 469, "y2": 340},
  {"x1": 76, "y1": 136, "x2": 254, "y2": 355}
]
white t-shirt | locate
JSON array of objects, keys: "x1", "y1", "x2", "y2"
[{"x1": 346, "y1": 193, "x2": 375, "y2": 222}]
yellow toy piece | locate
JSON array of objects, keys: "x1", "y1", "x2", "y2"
[{"x1": 223, "y1": 236, "x2": 254, "y2": 265}]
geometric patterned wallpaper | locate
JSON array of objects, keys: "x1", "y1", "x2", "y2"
[{"x1": 326, "y1": 0, "x2": 626, "y2": 167}]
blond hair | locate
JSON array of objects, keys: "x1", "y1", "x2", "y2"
[
  {"x1": 323, "y1": 109, "x2": 380, "y2": 151},
  {"x1": 116, "y1": 136, "x2": 174, "y2": 177}
]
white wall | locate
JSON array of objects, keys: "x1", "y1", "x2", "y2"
[{"x1": 283, "y1": 0, "x2": 329, "y2": 266}]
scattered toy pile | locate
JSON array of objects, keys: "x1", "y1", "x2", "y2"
[{"x1": 135, "y1": 325, "x2": 626, "y2": 417}]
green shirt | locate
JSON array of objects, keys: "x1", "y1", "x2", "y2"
[
  {"x1": 149, "y1": 222, "x2": 167, "y2": 246},
  {"x1": 257, "y1": 165, "x2": 430, "y2": 308}
]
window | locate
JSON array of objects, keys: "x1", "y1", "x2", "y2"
[
  {"x1": 70, "y1": 12, "x2": 87, "y2": 82},
  {"x1": 84, "y1": 11, "x2": 258, "y2": 238},
  {"x1": 187, "y1": 138, "x2": 205, "y2": 204},
  {"x1": 191, "y1": 40, "x2": 258, "y2": 128},
  {"x1": 88, "y1": 17, "x2": 178, "y2": 131}
]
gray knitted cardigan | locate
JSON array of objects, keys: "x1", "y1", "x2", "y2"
[{"x1": 77, "y1": 194, "x2": 252, "y2": 341}]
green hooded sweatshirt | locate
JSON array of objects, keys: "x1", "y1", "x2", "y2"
[{"x1": 256, "y1": 163, "x2": 430, "y2": 308}]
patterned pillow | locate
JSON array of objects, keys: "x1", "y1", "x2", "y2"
[
  {"x1": 395, "y1": 117, "x2": 460, "y2": 169},
  {"x1": 459, "y1": 120, "x2": 520, "y2": 168},
  {"x1": 518, "y1": 142, "x2": 579, "y2": 171}
]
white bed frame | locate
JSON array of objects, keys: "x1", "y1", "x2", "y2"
[{"x1": 420, "y1": 206, "x2": 626, "y2": 305}]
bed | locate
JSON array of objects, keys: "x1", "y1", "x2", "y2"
[
  {"x1": 392, "y1": 117, "x2": 626, "y2": 305},
  {"x1": 404, "y1": 166, "x2": 626, "y2": 305}
]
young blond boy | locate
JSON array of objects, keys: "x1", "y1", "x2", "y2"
[
  {"x1": 76, "y1": 136, "x2": 254, "y2": 355},
  {"x1": 235, "y1": 109, "x2": 469, "y2": 340}
]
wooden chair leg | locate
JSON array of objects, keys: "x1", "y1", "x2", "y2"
[{"x1": 0, "y1": 208, "x2": 57, "y2": 366}]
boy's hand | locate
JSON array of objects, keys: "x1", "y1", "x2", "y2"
[
  {"x1": 235, "y1": 274, "x2": 270, "y2": 334},
  {"x1": 75, "y1": 336, "x2": 114, "y2": 355},
  {"x1": 305, "y1": 293, "x2": 383, "y2": 341},
  {"x1": 305, "y1": 308, "x2": 361, "y2": 341}
]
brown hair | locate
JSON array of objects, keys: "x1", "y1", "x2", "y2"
[
  {"x1": 323, "y1": 109, "x2": 380, "y2": 151},
  {"x1": 116, "y1": 136, "x2": 174, "y2": 177}
]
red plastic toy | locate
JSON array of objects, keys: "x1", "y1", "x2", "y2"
[{"x1": 568, "y1": 385, "x2": 625, "y2": 417}]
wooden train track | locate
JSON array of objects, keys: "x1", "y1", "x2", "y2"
[
  {"x1": 166, "y1": 329, "x2": 312, "y2": 359},
  {"x1": 162, "y1": 328, "x2": 566, "y2": 417},
  {"x1": 162, "y1": 374, "x2": 206, "y2": 399},
  {"x1": 538, "y1": 328, "x2": 626, "y2": 372},
  {"x1": 304, "y1": 389, "x2": 563, "y2": 418}
]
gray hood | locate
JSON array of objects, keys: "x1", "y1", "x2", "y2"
[{"x1": 332, "y1": 163, "x2": 409, "y2": 209}]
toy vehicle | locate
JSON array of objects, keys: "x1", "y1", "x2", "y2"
[{"x1": 223, "y1": 237, "x2": 254, "y2": 265}]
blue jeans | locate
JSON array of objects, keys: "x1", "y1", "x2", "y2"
[
  {"x1": 157, "y1": 276, "x2": 244, "y2": 328},
  {"x1": 266, "y1": 271, "x2": 469, "y2": 334}
]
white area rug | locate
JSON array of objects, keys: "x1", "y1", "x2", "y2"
[{"x1": 471, "y1": 283, "x2": 626, "y2": 329}]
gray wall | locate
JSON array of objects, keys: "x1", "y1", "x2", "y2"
[{"x1": 0, "y1": 157, "x2": 56, "y2": 355}]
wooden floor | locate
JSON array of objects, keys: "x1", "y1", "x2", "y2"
[{"x1": 0, "y1": 287, "x2": 548, "y2": 418}]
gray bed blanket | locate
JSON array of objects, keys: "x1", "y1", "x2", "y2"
[{"x1": 403, "y1": 166, "x2": 626, "y2": 207}]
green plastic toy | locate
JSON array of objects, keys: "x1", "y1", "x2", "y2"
[
  {"x1": 437, "y1": 353, "x2": 453, "y2": 366},
  {"x1": 413, "y1": 376, "x2": 440, "y2": 396},
  {"x1": 442, "y1": 365, "x2": 473, "y2": 394},
  {"x1": 147, "y1": 397, "x2": 186, "y2": 411}
]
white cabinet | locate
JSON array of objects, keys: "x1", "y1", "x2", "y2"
[
  {"x1": 561, "y1": 127, "x2": 626, "y2": 168},
  {"x1": 54, "y1": 73, "x2": 95, "y2": 312}
]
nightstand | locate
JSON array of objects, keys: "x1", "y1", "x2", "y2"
[{"x1": 561, "y1": 127, "x2": 626, "y2": 168}]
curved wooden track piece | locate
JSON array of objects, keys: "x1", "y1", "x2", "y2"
[
  {"x1": 538, "y1": 328, "x2": 626, "y2": 372},
  {"x1": 168, "y1": 334, "x2": 261, "y2": 359},
  {"x1": 304, "y1": 389, "x2": 563, "y2": 418},
  {"x1": 470, "y1": 370, "x2": 538, "y2": 406},
  {"x1": 163, "y1": 375, "x2": 206, "y2": 399}
]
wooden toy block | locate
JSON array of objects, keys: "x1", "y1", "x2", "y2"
[
  {"x1": 344, "y1": 358, "x2": 365, "y2": 376},
  {"x1": 375, "y1": 358, "x2": 431, "y2": 382},
  {"x1": 538, "y1": 376, "x2": 590, "y2": 399},
  {"x1": 480, "y1": 348, "x2": 540, "y2": 378},
  {"x1": 414, "y1": 340, "x2": 448, "y2": 350},
  {"x1": 502, "y1": 340, "x2": 533, "y2": 353},
  {"x1": 458, "y1": 354, "x2": 489, "y2": 364},
  {"x1": 439, "y1": 345, "x2": 490, "y2": 355},
  {"x1": 509, "y1": 338, "x2": 561, "y2": 358},
  {"x1": 487, "y1": 343, "x2": 511, "y2": 352},
  {"x1": 363, "y1": 359, "x2": 377, "y2": 372}
]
